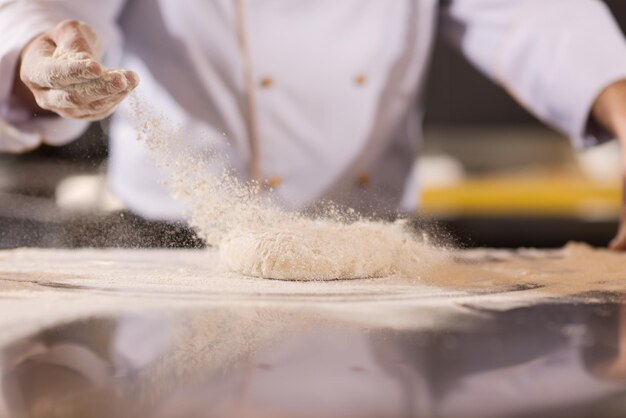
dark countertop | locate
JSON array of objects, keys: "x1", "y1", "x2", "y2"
[{"x1": 2, "y1": 298, "x2": 626, "y2": 418}]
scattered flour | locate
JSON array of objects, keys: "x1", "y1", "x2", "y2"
[{"x1": 130, "y1": 96, "x2": 448, "y2": 281}]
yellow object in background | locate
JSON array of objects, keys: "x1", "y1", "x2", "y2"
[{"x1": 421, "y1": 178, "x2": 621, "y2": 219}]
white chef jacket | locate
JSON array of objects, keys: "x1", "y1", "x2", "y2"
[{"x1": 1, "y1": 0, "x2": 626, "y2": 220}]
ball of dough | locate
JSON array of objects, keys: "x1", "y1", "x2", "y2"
[{"x1": 219, "y1": 220, "x2": 403, "y2": 281}]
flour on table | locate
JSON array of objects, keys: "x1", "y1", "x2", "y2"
[{"x1": 130, "y1": 96, "x2": 448, "y2": 281}]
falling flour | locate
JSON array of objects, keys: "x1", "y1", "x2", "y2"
[{"x1": 129, "y1": 96, "x2": 448, "y2": 281}]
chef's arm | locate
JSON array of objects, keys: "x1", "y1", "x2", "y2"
[
  {"x1": 592, "y1": 82, "x2": 626, "y2": 250},
  {"x1": 440, "y1": 0, "x2": 626, "y2": 249},
  {"x1": 0, "y1": 0, "x2": 131, "y2": 153},
  {"x1": 440, "y1": 0, "x2": 626, "y2": 148}
]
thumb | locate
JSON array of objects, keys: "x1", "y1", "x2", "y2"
[{"x1": 51, "y1": 20, "x2": 103, "y2": 61}]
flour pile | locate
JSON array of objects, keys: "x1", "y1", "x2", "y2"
[{"x1": 130, "y1": 97, "x2": 447, "y2": 280}]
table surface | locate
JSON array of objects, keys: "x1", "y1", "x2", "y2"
[{"x1": 1, "y1": 246, "x2": 626, "y2": 418}]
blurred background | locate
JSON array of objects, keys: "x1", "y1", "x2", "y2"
[{"x1": 1, "y1": 0, "x2": 624, "y2": 249}]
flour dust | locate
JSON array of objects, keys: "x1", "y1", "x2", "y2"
[{"x1": 129, "y1": 96, "x2": 448, "y2": 281}]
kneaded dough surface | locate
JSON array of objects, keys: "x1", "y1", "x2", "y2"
[{"x1": 219, "y1": 220, "x2": 438, "y2": 281}]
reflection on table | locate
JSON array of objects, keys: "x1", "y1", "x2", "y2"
[{"x1": 2, "y1": 299, "x2": 626, "y2": 418}]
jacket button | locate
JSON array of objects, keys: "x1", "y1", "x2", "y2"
[
  {"x1": 356, "y1": 173, "x2": 370, "y2": 187},
  {"x1": 355, "y1": 73, "x2": 368, "y2": 86},
  {"x1": 260, "y1": 76, "x2": 274, "y2": 88},
  {"x1": 266, "y1": 176, "x2": 283, "y2": 188}
]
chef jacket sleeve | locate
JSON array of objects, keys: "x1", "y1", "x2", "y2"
[
  {"x1": 0, "y1": 0, "x2": 127, "y2": 153},
  {"x1": 440, "y1": 0, "x2": 626, "y2": 149}
]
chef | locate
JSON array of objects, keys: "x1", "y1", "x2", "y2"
[{"x1": 2, "y1": 0, "x2": 626, "y2": 248}]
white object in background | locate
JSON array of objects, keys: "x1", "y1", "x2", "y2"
[
  {"x1": 576, "y1": 141, "x2": 622, "y2": 182},
  {"x1": 417, "y1": 155, "x2": 466, "y2": 188},
  {"x1": 55, "y1": 174, "x2": 125, "y2": 213}
]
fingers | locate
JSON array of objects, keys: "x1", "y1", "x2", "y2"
[
  {"x1": 36, "y1": 70, "x2": 137, "y2": 106},
  {"x1": 81, "y1": 92, "x2": 130, "y2": 120},
  {"x1": 35, "y1": 70, "x2": 139, "y2": 120},
  {"x1": 122, "y1": 70, "x2": 140, "y2": 90},
  {"x1": 20, "y1": 20, "x2": 104, "y2": 89},
  {"x1": 71, "y1": 69, "x2": 139, "y2": 104},
  {"x1": 28, "y1": 58, "x2": 102, "y2": 89},
  {"x1": 66, "y1": 91, "x2": 129, "y2": 121},
  {"x1": 51, "y1": 91, "x2": 127, "y2": 121},
  {"x1": 65, "y1": 70, "x2": 130, "y2": 99}
]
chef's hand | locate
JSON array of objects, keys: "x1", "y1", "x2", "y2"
[
  {"x1": 13, "y1": 19, "x2": 139, "y2": 121},
  {"x1": 592, "y1": 79, "x2": 626, "y2": 250}
]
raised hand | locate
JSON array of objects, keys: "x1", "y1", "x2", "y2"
[{"x1": 15, "y1": 19, "x2": 139, "y2": 121}]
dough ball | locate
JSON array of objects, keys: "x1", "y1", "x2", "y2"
[{"x1": 219, "y1": 220, "x2": 404, "y2": 281}]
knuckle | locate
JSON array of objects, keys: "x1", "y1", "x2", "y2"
[
  {"x1": 84, "y1": 60, "x2": 102, "y2": 75},
  {"x1": 67, "y1": 38, "x2": 87, "y2": 52},
  {"x1": 59, "y1": 19, "x2": 81, "y2": 30}
]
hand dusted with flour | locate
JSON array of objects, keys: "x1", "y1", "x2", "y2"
[{"x1": 16, "y1": 20, "x2": 139, "y2": 120}]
